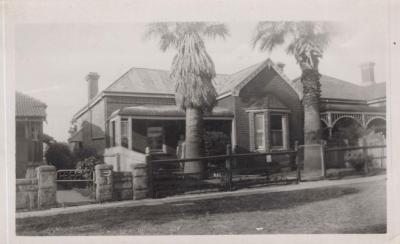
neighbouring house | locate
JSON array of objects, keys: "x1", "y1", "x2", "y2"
[
  {"x1": 68, "y1": 59, "x2": 386, "y2": 171},
  {"x1": 16, "y1": 91, "x2": 47, "y2": 178},
  {"x1": 292, "y1": 61, "x2": 386, "y2": 146}
]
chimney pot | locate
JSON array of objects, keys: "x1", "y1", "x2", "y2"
[
  {"x1": 86, "y1": 72, "x2": 100, "y2": 101},
  {"x1": 360, "y1": 62, "x2": 375, "y2": 86}
]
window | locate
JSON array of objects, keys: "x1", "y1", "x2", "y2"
[
  {"x1": 147, "y1": 127, "x2": 164, "y2": 151},
  {"x1": 120, "y1": 118, "x2": 128, "y2": 148},
  {"x1": 31, "y1": 122, "x2": 40, "y2": 141},
  {"x1": 254, "y1": 113, "x2": 265, "y2": 150},
  {"x1": 270, "y1": 114, "x2": 283, "y2": 148},
  {"x1": 110, "y1": 120, "x2": 116, "y2": 147}
]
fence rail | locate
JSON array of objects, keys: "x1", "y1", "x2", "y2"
[{"x1": 56, "y1": 169, "x2": 94, "y2": 182}]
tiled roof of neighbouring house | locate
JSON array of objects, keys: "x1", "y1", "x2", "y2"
[
  {"x1": 16, "y1": 91, "x2": 47, "y2": 118},
  {"x1": 292, "y1": 75, "x2": 386, "y2": 101}
]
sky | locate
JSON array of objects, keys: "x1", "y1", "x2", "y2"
[{"x1": 14, "y1": 19, "x2": 387, "y2": 142}]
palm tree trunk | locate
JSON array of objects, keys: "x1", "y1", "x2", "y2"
[
  {"x1": 301, "y1": 68, "x2": 323, "y2": 175},
  {"x1": 301, "y1": 68, "x2": 322, "y2": 144},
  {"x1": 184, "y1": 107, "x2": 205, "y2": 177}
]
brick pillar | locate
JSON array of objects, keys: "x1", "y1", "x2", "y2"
[
  {"x1": 36, "y1": 165, "x2": 57, "y2": 208},
  {"x1": 131, "y1": 163, "x2": 148, "y2": 200},
  {"x1": 95, "y1": 164, "x2": 113, "y2": 202}
]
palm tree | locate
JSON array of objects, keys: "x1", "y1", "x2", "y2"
[
  {"x1": 252, "y1": 21, "x2": 333, "y2": 170},
  {"x1": 144, "y1": 22, "x2": 229, "y2": 175}
]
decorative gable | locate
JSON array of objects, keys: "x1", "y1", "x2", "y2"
[{"x1": 242, "y1": 94, "x2": 289, "y2": 110}]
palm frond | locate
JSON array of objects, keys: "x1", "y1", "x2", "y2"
[
  {"x1": 171, "y1": 32, "x2": 217, "y2": 110},
  {"x1": 251, "y1": 21, "x2": 293, "y2": 51},
  {"x1": 202, "y1": 23, "x2": 230, "y2": 40},
  {"x1": 143, "y1": 22, "x2": 178, "y2": 52}
]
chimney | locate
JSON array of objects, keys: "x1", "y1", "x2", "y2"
[
  {"x1": 360, "y1": 62, "x2": 375, "y2": 86},
  {"x1": 86, "y1": 72, "x2": 100, "y2": 101},
  {"x1": 276, "y1": 62, "x2": 285, "y2": 72}
]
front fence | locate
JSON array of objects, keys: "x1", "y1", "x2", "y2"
[
  {"x1": 147, "y1": 146, "x2": 301, "y2": 198},
  {"x1": 323, "y1": 144, "x2": 386, "y2": 177}
]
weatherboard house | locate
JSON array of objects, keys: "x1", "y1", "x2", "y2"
[{"x1": 68, "y1": 59, "x2": 386, "y2": 171}]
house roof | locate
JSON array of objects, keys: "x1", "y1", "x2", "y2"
[
  {"x1": 109, "y1": 105, "x2": 233, "y2": 120},
  {"x1": 68, "y1": 128, "x2": 83, "y2": 142},
  {"x1": 104, "y1": 67, "x2": 230, "y2": 95},
  {"x1": 73, "y1": 59, "x2": 289, "y2": 120},
  {"x1": 16, "y1": 91, "x2": 47, "y2": 118},
  {"x1": 102, "y1": 59, "x2": 290, "y2": 97},
  {"x1": 292, "y1": 75, "x2": 386, "y2": 101}
]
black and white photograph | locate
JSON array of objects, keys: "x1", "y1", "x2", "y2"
[{"x1": 2, "y1": 0, "x2": 400, "y2": 243}]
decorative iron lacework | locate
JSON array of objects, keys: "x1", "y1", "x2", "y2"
[{"x1": 320, "y1": 111, "x2": 385, "y2": 128}]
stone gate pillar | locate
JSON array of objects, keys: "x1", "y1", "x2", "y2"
[
  {"x1": 131, "y1": 163, "x2": 148, "y2": 200},
  {"x1": 36, "y1": 165, "x2": 57, "y2": 208},
  {"x1": 95, "y1": 164, "x2": 113, "y2": 202}
]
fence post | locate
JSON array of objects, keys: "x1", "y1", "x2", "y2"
[
  {"x1": 145, "y1": 147, "x2": 154, "y2": 198},
  {"x1": 226, "y1": 144, "x2": 233, "y2": 191},
  {"x1": 362, "y1": 139, "x2": 369, "y2": 174},
  {"x1": 321, "y1": 140, "x2": 326, "y2": 178},
  {"x1": 295, "y1": 147, "x2": 301, "y2": 183}
]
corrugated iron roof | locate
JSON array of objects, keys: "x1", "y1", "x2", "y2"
[
  {"x1": 16, "y1": 91, "x2": 47, "y2": 118},
  {"x1": 292, "y1": 75, "x2": 386, "y2": 101},
  {"x1": 104, "y1": 61, "x2": 269, "y2": 96}
]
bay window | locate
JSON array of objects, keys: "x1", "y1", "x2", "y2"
[{"x1": 250, "y1": 110, "x2": 289, "y2": 151}]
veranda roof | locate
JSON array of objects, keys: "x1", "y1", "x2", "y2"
[
  {"x1": 109, "y1": 105, "x2": 234, "y2": 120},
  {"x1": 320, "y1": 103, "x2": 386, "y2": 113}
]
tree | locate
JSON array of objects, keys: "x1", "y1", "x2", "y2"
[
  {"x1": 252, "y1": 21, "x2": 334, "y2": 170},
  {"x1": 45, "y1": 142, "x2": 75, "y2": 169},
  {"x1": 144, "y1": 22, "x2": 229, "y2": 175}
]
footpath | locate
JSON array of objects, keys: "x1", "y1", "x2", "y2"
[{"x1": 16, "y1": 174, "x2": 386, "y2": 219}]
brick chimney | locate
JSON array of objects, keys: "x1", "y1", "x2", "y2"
[
  {"x1": 86, "y1": 72, "x2": 100, "y2": 101},
  {"x1": 360, "y1": 62, "x2": 375, "y2": 86},
  {"x1": 276, "y1": 62, "x2": 285, "y2": 72}
]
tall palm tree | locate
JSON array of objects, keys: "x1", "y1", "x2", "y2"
[
  {"x1": 144, "y1": 22, "x2": 229, "y2": 175},
  {"x1": 252, "y1": 21, "x2": 333, "y2": 169}
]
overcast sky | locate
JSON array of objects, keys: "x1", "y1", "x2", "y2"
[{"x1": 14, "y1": 19, "x2": 387, "y2": 142}]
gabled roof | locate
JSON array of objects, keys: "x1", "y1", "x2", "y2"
[
  {"x1": 292, "y1": 75, "x2": 386, "y2": 101},
  {"x1": 73, "y1": 59, "x2": 290, "y2": 120},
  {"x1": 104, "y1": 67, "x2": 230, "y2": 95},
  {"x1": 16, "y1": 91, "x2": 47, "y2": 118},
  {"x1": 103, "y1": 59, "x2": 291, "y2": 97}
]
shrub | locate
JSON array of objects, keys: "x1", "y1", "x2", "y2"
[
  {"x1": 345, "y1": 152, "x2": 372, "y2": 172},
  {"x1": 73, "y1": 145, "x2": 98, "y2": 162},
  {"x1": 204, "y1": 131, "x2": 231, "y2": 156},
  {"x1": 45, "y1": 142, "x2": 75, "y2": 169},
  {"x1": 75, "y1": 156, "x2": 102, "y2": 177}
]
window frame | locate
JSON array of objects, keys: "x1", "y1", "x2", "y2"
[
  {"x1": 270, "y1": 113, "x2": 284, "y2": 150},
  {"x1": 254, "y1": 113, "x2": 265, "y2": 151}
]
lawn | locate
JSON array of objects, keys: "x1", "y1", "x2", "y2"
[{"x1": 16, "y1": 179, "x2": 386, "y2": 235}]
